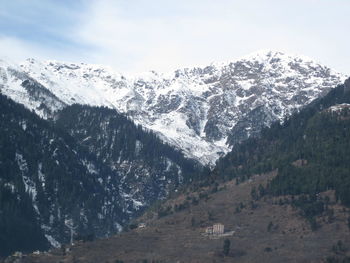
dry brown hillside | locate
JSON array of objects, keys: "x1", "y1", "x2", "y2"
[{"x1": 9, "y1": 172, "x2": 350, "y2": 263}]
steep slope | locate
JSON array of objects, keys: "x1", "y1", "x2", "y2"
[
  {"x1": 214, "y1": 78, "x2": 350, "y2": 207},
  {"x1": 0, "y1": 51, "x2": 345, "y2": 165},
  {"x1": 55, "y1": 104, "x2": 200, "y2": 209},
  {"x1": 17, "y1": 79, "x2": 350, "y2": 263},
  {"x1": 0, "y1": 94, "x2": 136, "y2": 257},
  {"x1": 0, "y1": 95, "x2": 201, "y2": 257},
  {"x1": 0, "y1": 59, "x2": 66, "y2": 118}
]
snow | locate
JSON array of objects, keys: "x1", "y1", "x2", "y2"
[
  {"x1": 20, "y1": 120, "x2": 27, "y2": 131},
  {"x1": 1, "y1": 51, "x2": 347, "y2": 165},
  {"x1": 82, "y1": 159, "x2": 98, "y2": 175},
  {"x1": 15, "y1": 153, "x2": 28, "y2": 173},
  {"x1": 0, "y1": 61, "x2": 65, "y2": 118},
  {"x1": 164, "y1": 158, "x2": 172, "y2": 172},
  {"x1": 328, "y1": 103, "x2": 350, "y2": 112},
  {"x1": 4, "y1": 182, "x2": 16, "y2": 193},
  {"x1": 132, "y1": 199, "x2": 144, "y2": 209},
  {"x1": 38, "y1": 163, "x2": 46, "y2": 190},
  {"x1": 16, "y1": 153, "x2": 40, "y2": 215},
  {"x1": 114, "y1": 222, "x2": 123, "y2": 232},
  {"x1": 121, "y1": 191, "x2": 145, "y2": 210},
  {"x1": 45, "y1": 234, "x2": 61, "y2": 248}
]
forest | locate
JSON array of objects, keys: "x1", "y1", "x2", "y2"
[{"x1": 212, "y1": 80, "x2": 350, "y2": 221}]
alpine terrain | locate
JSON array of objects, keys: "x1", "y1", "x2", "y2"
[
  {"x1": 0, "y1": 50, "x2": 347, "y2": 258},
  {"x1": 0, "y1": 50, "x2": 346, "y2": 165},
  {"x1": 14, "y1": 78, "x2": 350, "y2": 263}
]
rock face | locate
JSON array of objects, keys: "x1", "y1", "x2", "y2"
[{"x1": 0, "y1": 51, "x2": 346, "y2": 166}]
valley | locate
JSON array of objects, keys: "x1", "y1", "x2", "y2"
[
  {"x1": 0, "y1": 52, "x2": 349, "y2": 261},
  {"x1": 1, "y1": 1, "x2": 349, "y2": 262},
  {"x1": 18, "y1": 172, "x2": 350, "y2": 263}
]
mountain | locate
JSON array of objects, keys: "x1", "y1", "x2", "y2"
[
  {"x1": 0, "y1": 94, "x2": 127, "y2": 257},
  {"x1": 0, "y1": 51, "x2": 348, "y2": 258},
  {"x1": 0, "y1": 94, "x2": 200, "y2": 257},
  {"x1": 55, "y1": 104, "x2": 200, "y2": 210},
  {"x1": 19, "y1": 79, "x2": 350, "y2": 263},
  {"x1": 214, "y1": 78, "x2": 350, "y2": 207},
  {"x1": 0, "y1": 51, "x2": 345, "y2": 165},
  {"x1": 0, "y1": 59, "x2": 66, "y2": 119}
]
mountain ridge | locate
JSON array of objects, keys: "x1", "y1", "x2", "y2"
[{"x1": 1, "y1": 50, "x2": 346, "y2": 165}]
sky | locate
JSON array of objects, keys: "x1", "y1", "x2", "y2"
[{"x1": 0, "y1": 0, "x2": 349, "y2": 73}]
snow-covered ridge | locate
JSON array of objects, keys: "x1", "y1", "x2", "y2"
[
  {"x1": 0, "y1": 50, "x2": 346, "y2": 165},
  {"x1": 327, "y1": 103, "x2": 350, "y2": 113}
]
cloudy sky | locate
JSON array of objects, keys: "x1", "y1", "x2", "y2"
[{"x1": 0, "y1": 0, "x2": 349, "y2": 73}]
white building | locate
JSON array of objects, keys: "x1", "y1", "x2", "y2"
[
  {"x1": 213, "y1": 223, "x2": 224, "y2": 235},
  {"x1": 205, "y1": 223, "x2": 224, "y2": 235}
]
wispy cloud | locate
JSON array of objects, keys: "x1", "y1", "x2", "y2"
[
  {"x1": 0, "y1": 0, "x2": 91, "y2": 63},
  {"x1": 0, "y1": 0, "x2": 349, "y2": 73}
]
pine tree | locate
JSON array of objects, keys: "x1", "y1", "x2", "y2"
[{"x1": 223, "y1": 239, "x2": 231, "y2": 256}]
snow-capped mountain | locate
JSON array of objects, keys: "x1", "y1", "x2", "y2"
[{"x1": 0, "y1": 50, "x2": 346, "y2": 165}]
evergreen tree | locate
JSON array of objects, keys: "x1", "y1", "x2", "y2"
[{"x1": 223, "y1": 239, "x2": 231, "y2": 256}]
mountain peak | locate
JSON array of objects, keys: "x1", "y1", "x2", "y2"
[
  {"x1": 0, "y1": 52, "x2": 346, "y2": 165},
  {"x1": 238, "y1": 49, "x2": 318, "y2": 65}
]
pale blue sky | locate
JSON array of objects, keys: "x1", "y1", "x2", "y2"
[{"x1": 0, "y1": 0, "x2": 349, "y2": 73}]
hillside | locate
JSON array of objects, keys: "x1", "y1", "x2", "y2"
[
  {"x1": 0, "y1": 94, "x2": 128, "y2": 257},
  {"x1": 55, "y1": 104, "x2": 200, "y2": 210},
  {"x1": 16, "y1": 172, "x2": 350, "y2": 263},
  {"x1": 0, "y1": 54, "x2": 348, "y2": 261},
  {"x1": 0, "y1": 95, "x2": 200, "y2": 258},
  {"x1": 214, "y1": 78, "x2": 350, "y2": 208},
  {"x1": 0, "y1": 51, "x2": 345, "y2": 165},
  {"x1": 13, "y1": 79, "x2": 350, "y2": 263}
]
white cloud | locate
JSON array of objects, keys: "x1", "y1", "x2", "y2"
[
  {"x1": 73, "y1": 0, "x2": 349, "y2": 73},
  {"x1": 75, "y1": 1, "x2": 253, "y2": 72},
  {"x1": 0, "y1": 36, "x2": 90, "y2": 65},
  {"x1": 0, "y1": 36, "x2": 40, "y2": 63},
  {"x1": 0, "y1": 0, "x2": 349, "y2": 73}
]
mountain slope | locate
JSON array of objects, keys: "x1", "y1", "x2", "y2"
[
  {"x1": 55, "y1": 104, "x2": 200, "y2": 209},
  {"x1": 0, "y1": 59, "x2": 66, "y2": 119},
  {"x1": 0, "y1": 94, "x2": 132, "y2": 257},
  {"x1": 0, "y1": 94, "x2": 201, "y2": 257},
  {"x1": 1, "y1": 51, "x2": 345, "y2": 165},
  {"x1": 18, "y1": 79, "x2": 350, "y2": 263},
  {"x1": 214, "y1": 78, "x2": 350, "y2": 206},
  {"x1": 18, "y1": 172, "x2": 350, "y2": 263}
]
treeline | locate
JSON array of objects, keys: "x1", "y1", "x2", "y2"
[
  {"x1": 212, "y1": 79, "x2": 350, "y2": 207},
  {"x1": 56, "y1": 105, "x2": 201, "y2": 185}
]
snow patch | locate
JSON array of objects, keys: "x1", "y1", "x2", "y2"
[
  {"x1": 82, "y1": 159, "x2": 98, "y2": 175},
  {"x1": 38, "y1": 163, "x2": 46, "y2": 190},
  {"x1": 45, "y1": 234, "x2": 61, "y2": 248},
  {"x1": 328, "y1": 103, "x2": 350, "y2": 113}
]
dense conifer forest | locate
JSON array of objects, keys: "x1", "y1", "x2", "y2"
[
  {"x1": 0, "y1": 95, "x2": 201, "y2": 258},
  {"x1": 55, "y1": 105, "x2": 199, "y2": 181},
  {"x1": 212, "y1": 79, "x2": 350, "y2": 222}
]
